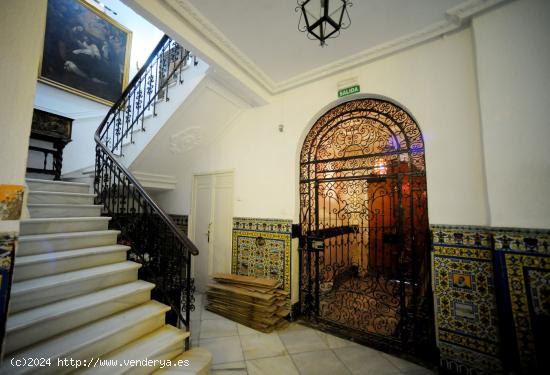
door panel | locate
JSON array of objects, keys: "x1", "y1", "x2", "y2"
[
  {"x1": 212, "y1": 174, "x2": 233, "y2": 274},
  {"x1": 193, "y1": 175, "x2": 213, "y2": 293},
  {"x1": 191, "y1": 172, "x2": 233, "y2": 292}
]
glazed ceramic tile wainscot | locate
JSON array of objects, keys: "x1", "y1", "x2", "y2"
[
  {"x1": 232, "y1": 217, "x2": 292, "y2": 298},
  {"x1": 431, "y1": 225, "x2": 501, "y2": 375}
]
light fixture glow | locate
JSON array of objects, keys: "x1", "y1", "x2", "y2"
[{"x1": 374, "y1": 158, "x2": 387, "y2": 175}]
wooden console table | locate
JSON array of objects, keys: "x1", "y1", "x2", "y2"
[{"x1": 27, "y1": 109, "x2": 73, "y2": 180}]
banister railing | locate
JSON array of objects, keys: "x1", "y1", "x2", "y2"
[{"x1": 94, "y1": 35, "x2": 199, "y2": 348}]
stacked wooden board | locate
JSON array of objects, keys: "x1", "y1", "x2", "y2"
[{"x1": 205, "y1": 273, "x2": 290, "y2": 332}]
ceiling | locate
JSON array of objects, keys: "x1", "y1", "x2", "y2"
[
  {"x1": 186, "y1": 0, "x2": 461, "y2": 83},
  {"x1": 164, "y1": 0, "x2": 510, "y2": 93}
]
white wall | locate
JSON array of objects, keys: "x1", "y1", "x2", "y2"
[
  {"x1": 0, "y1": 0, "x2": 48, "y2": 186},
  {"x1": 473, "y1": 0, "x2": 550, "y2": 229},
  {"x1": 34, "y1": 83, "x2": 109, "y2": 174},
  {"x1": 34, "y1": 0, "x2": 163, "y2": 175},
  {"x1": 143, "y1": 28, "x2": 487, "y2": 304},
  {"x1": 152, "y1": 28, "x2": 488, "y2": 227}
]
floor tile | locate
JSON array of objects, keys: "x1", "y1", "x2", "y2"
[
  {"x1": 190, "y1": 307, "x2": 202, "y2": 320},
  {"x1": 237, "y1": 323, "x2": 259, "y2": 336},
  {"x1": 192, "y1": 293, "x2": 203, "y2": 307},
  {"x1": 190, "y1": 312, "x2": 202, "y2": 322},
  {"x1": 199, "y1": 336, "x2": 244, "y2": 365},
  {"x1": 291, "y1": 349, "x2": 351, "y2": 375},
  {"x1": 382, "y1": 354, "x2": 433, "y2": 373},
  {"x1": 333, "y1": 346, "x2": 400, "y2": 375},
  {"x1": 276, "y1": 322, "x2": 310, "y2": 333},
  {"x1": 200, "y1": 317, "x2": 238, "y2": 339},
  {"x1": 211, "y1": 361, "x2": 248, "y2": 375},
  {"x1": 202, "y1": 308, "x2": 225, "y2": 320},
  {"x1": 315, "y1": 331, "x2": 358, "y2": 349},
  {"x1": 190, "y1": 320, "x2": 201, "y2": 339},
  {"x1": 401, "y1": 369, "x2": 437, "y2": 375},
  {"x1": 247, "y1": 355, "x2": 299, "y2": 375},
  {"x1": 278, "y1": 325, "x2": 329, "y2": 354},
  {"x1": 240, "y1": 332, "x2": 287, "y2": 360}
]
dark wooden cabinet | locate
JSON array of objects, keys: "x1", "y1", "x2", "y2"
[{"x1": 27, "y1": 109, "x2": 73, "y2": 180}]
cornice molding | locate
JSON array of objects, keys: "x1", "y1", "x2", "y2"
[
  {"x1": 165, "y1": 0, "x2": 276, "y2": 90},
  {"x1": 163, "y1": 0, "x2": 513, "y2": 94}
]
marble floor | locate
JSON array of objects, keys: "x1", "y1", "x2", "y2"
[{"x1": 190, "y1": 294, "x2": 435, "y2": 375}]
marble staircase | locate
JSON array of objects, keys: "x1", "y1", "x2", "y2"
[{"x1": 0, "y1": 178, "x2": 210, "y2": 374}]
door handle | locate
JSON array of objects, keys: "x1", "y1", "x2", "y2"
[{"x1": 207, "y1": 222, "x2": 212, "y2": 243}]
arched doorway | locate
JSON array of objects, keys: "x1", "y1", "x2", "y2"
[{"x1": 299, "y1": 97, "x2": 433, "y2": 354}]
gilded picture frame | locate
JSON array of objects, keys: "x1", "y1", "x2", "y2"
[{"x1": 39, "y1": 0, "x2": 132, "y2": 105}]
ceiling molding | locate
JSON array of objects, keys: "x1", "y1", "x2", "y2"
[
  {"x1": 203, "y1": 73, "x2": 251, "y2": 110},
  {"x1": 275, "y1": 20, "x2": 457, "y2": 92},
  {"x1": 165, "y1": 0, "x2": 277, "y2": 89},
  {"x1": 165, "y1": 0, "x2": 513, "y2": 95},
  {"x1": 446, "y1": 0, "x2": 512, "y2": 25}
]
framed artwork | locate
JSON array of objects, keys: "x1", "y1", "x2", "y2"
[{"x1": 39, "y1": 0, "x2": 132, "y2": 105}]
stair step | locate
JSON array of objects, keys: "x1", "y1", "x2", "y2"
[
  {"x1": 1, "y1": 301, "x2": 170, "y2": 375},
  {"x1": 80, "y1": 325, "x2": 188, "y2": 375},
  {"x1": 27, "y1": 191, "x2": 96, "y2": 205},
  {"x1": 6, "y1": 280, "x2": 155, "y2": 354},
  {"x1": 28, "y1": 204, "x2": 102, "y2": 218},
  {"x1": 20, "y1": 217, "x2": 111, "y2": 235},
  {"x1": 9, "y1": 261, "x2": 141, "y2": 313},
  {"x1": 153, "y1": 348, "x2": 212, "y2": 375},
  {"x1": 26, "y1": 178, "x2": 90, "y2": 194},
  {"x1": 14, "y1": 245, "x2": 130, "y2": 281},
  {"x1": 18, "y1": 230, "x2": 119, "y2": 256}
]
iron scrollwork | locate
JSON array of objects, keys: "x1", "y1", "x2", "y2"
[
  {"x1": 299, "y1": 98, "x2": 433, "y2": 357},
  {"x1": 94, "y1": 35, "x2": 199, "y2": 349}
]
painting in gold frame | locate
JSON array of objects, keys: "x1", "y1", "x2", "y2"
[{"x1": 39, "y1": 0, "x2": 132, "y2": 105}]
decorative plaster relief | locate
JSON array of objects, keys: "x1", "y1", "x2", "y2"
[{"x1": 169, "y1": 126, "x2": 202, "y2": 154}]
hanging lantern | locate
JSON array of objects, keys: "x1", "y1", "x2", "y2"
[{"x1": 296, "y1": 0, "x2": 352, "y2": 46}]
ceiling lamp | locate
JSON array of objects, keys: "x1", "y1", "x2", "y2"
[{"x1": 296, "y1": 0, "x2": 352, "y2": 46}]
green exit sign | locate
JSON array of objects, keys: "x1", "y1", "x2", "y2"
[{"x1": 338, "y1": 85, "x2": 360, "y2": 98}]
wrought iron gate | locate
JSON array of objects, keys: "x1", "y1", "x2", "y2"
[{"x1": 299, "y1": 98, "x2": 433, "y2": 354}]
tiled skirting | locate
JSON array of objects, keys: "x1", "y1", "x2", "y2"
[
  {"x1": 431, "y1": 224, "x2": 549, "y2": 375},
  {"x1": 431, "y1": 225, "x2": 500, "y2": 375},
  {"x1": 492, "y1": 227, "x2": 549, "y2": 374}
]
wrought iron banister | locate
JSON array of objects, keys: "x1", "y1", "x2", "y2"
[
  {"x1": 97, "y1": 35, "x2": 196, "y2": 154},
  {"x1": 94, "y1": 35, "x2": 199, "y2": 346}
]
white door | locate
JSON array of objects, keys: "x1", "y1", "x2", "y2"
[{"x1": 190, "y1": 172, "x2": 233, "y2": 292}]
